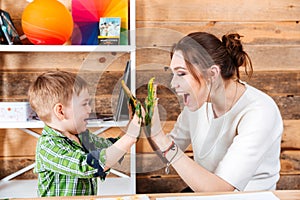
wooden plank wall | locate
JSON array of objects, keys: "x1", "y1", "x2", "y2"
[
  {"x1": 134, "y1": 0, "x2": 300, "y2": 192},
  {"x1": 0, "y1": 0, "x2": 299, "y2": 193}
]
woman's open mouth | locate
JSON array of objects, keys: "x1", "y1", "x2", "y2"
[
  {"x1": 183, "y1": 93, "x2": 190, "y2": 105},
  {"x1": 177, "y1": 91, "x2": 190, "y2": 105}
]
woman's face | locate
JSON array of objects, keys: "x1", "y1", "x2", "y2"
[{"x1": 170, "y1": 50, "x2": 209, "y2": 111}]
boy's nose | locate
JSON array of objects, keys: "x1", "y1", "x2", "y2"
[{"x1": 87, "y1": 105, "x2": 92, "y2": 114}]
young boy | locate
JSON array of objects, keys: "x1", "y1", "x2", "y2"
[{"x1": 28, "y1": 70, "x2": 140, "y2": 196}]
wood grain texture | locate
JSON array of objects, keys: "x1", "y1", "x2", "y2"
[
  {"x1": 1, "y1": 47, "x2": 299, "y2": 72},
  {"x1": 136, "y1": 21, "x2": 300, "y2": 45},
  {"x1": 136, "y1": 176, "x2": 188, "y2": 193},
  {"x1": 1, "y1": 0, "x2": 299, "y2": 191},
  {"x1": 135, "y1": 120, "x2": 300, "y2": 153},
  {"x1": 136, "y1": 173, "x2": 300, "y2": 193},
  {"x1": 0, "y1": 128, "x2": 39, "y2": 157},
  {"x1": 0, "y1": 52, "x2": 130, "y2": 71},
  {"x1": 276, "y1": 175, "x2": 300, "y2": 190},
  {"x1": 0, "y1": 156, "x2": 35, "y2": 180},
  {"x1": 135, "y1": 47, "x2": 300, "y2": 71},
  {"x1": 4, "y1": 0, "x2": 299, "y2": 22},
  {"x1": 281, "y1": 120, "x2": 300, "y2": 150},
  {"x1": 281, "y1": 151, "x2": 300, "y2": 174},
  {"x1": 1, "y1": 120, "x2": 298, "y2": 156},
  {"x1": 0, "y1": 70, "x2": 299, "y2": 120},
  {"x1": 136, "y1": 0, "x2": 300, "y2": 22}
]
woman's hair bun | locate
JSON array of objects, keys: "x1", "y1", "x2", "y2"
[
  {"x1": 222, "y1": 33, "x2": 253, "y2": 78},
  {"x1": 222, "y1": 33, "x2": 244, "y2": 63}
]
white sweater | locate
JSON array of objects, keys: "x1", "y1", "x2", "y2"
[{"x1": 169, "y1": 83, "x2": 283, "y2": 191}]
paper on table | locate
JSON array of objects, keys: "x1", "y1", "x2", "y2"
[
  {"x1": 96, "y1": 194, "x2": 150, "y2": 200},
  {"x1": 156, "y1": 191, "x2": 279, "y2": 200}
]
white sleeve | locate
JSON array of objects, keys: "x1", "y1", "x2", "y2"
[
  {"x1": 168, "y1": 107, "x2": 192, "y2": 151},
  {"x1": 214, "y1": 102, "x2": 283, "y2": 190}
]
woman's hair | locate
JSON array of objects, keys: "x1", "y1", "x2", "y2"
[
  {"x1": 171, "y1": 32, "x2": 253, "y2": 81},
  {"x1": 28, "y1": 70, "x2": 89, "y2": 123}
]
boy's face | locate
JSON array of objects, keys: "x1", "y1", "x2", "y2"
[{"x1": 63, "y1": 88, "x2": 92, "y2": 134}]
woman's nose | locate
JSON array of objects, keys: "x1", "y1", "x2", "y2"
[{"x1": 170, "y1": 76, "x2": 179, "y2": 89}]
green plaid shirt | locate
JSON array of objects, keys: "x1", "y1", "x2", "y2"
[{"x1": 34, "y1": 125, "x2": 116, "y2": 196}]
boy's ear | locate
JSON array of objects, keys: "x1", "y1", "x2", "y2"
[{"x1": 53, "y1": 103, "x2": 65, "y2": 120}]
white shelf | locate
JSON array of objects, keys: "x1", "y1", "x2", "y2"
[
  {"x1": 0, "y1": 178, "x2": 134, "y2": 198},
  {"x1": 1, "y1": 0, "x2": 137, "y2": 195},
  {"x1": 0, "y1": 45, "x2": 135, "y2": 52},
  {"x1": 0, "y1": 119, "x2": 129, "y2": 129}
]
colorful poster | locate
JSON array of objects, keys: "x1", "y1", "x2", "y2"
[{"x1": 71, "y1": 0, "x2": 128, "y2": 45}]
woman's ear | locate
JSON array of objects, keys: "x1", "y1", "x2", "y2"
[
  {"x1": 53, "y1": 103, "x2": 65, "y2": 120},
  {"x1": 207, "y1": 65, "x2": 221, "y2": 82}
]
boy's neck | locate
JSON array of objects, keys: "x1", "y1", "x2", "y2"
[
  {"x1": 63, "y1": 132, "x2": 81, "y2": 144},
  {"x1": 46, "y1": 123, "x2": 81, "y2": 145}
]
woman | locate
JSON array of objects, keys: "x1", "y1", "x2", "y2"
[{"x1": 149, "y1": 32, "x2": 283, "y2": 192}]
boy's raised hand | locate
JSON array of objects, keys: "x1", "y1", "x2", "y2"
[{"x1": 126, "y1": 112, "x2": 143, "y2": 139}]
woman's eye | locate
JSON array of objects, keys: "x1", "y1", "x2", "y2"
[{"x1": 177, "y1": 72, "x2": 186, "y2": 77}]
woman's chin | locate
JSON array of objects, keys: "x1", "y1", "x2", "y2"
[
  {"x1": 186, "y1": 101, "x2": 203, "y2": 112},
  {"x1": 186, "y1": 104, "x2": 199, "y2": 112}
]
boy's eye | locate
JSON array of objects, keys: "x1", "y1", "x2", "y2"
[
  {"x1": 82, "y1": 100, "x2": 92, "y2": 106},
  {"x1": 88, "y1": 99, "x2": 94, "y2": 106}
]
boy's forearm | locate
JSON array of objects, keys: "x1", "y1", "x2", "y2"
[{"x1": 104, "y1": 134, "x2": 136, "y2": 169}]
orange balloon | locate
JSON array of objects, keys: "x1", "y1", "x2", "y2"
[{"x1": 22, "y1": 0, "x2": 73, "y2": 45}]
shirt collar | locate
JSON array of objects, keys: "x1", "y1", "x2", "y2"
[{"x1": 42, "y1": 125, "x2": 66, "y2": 138}]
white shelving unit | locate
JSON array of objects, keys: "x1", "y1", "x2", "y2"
[
  {"x1": 0, "y1": 45, "x2": 135, "y2": 52},
  {"x1": 0, "y1": 0, "x2": 136, "y2": 198},
  {"x1": 0, "y1": 119, "x2": 134, "y2": 198}
]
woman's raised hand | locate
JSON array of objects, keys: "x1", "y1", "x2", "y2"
[{"x1": 149, "y1": 104, "x2": 164, "y2": 138}]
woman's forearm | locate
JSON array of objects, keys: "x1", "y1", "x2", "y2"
[
  {"x1": 172, "y1": 154, "x2": 235, "y2": 192},
  {"x1": 151, "y1": 130, "x2": 173, "y2": 150},
  {"x1": 152, "y1": 133, "x2": 234, "y2": 192}
]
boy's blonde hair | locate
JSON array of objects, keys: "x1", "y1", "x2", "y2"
[{"x1": 28, "y1": 70, "x2": 89, "y2": 123}]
